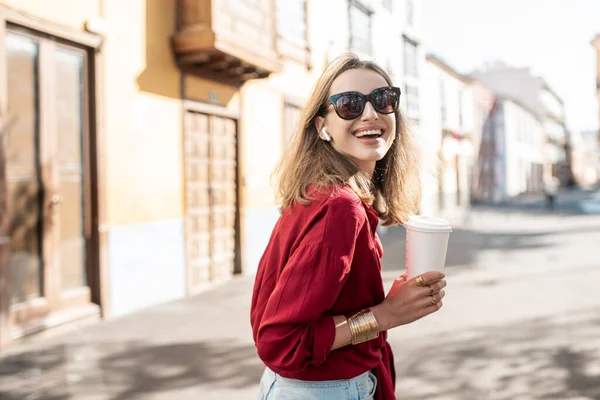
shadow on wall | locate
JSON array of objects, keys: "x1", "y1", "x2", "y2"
[
  {"x1": 136, "y1": 0, "x2": 239, "y2": 106},
  {"x1": 0, "y1": 339, "x2": 264, "y2": 399},
  {"x1": 135, "y1": 0, "x2": 180, "y2": 99}
]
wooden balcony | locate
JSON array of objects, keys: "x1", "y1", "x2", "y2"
[{"x1": 173, "y1": 0, "x2": 283, "y2": 86}]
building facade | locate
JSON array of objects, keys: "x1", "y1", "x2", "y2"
[
  {"x1": 469, "y1": 81, "x2": 497, "y2": 203},
  {"x1": 475, "y1": 97, "x2": 544, "y2": 203},
  {"x1": 570, "y1": 129, "x2": 600, "y2": 189},
  {"x1": 470, "y1": 64, "x2": 570, "y2": 188},
  {"x1": 0, "y1": 0, "x2": 430, "y2": 348},
  {"x1": 421, "y1": 54, "x2": 473, "y2": 220},
  {"x1": 592, "y1": 34, "x2": 600, "y2": 148}
]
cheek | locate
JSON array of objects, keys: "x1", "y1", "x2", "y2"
[
  {"x1": 328, "y1": 118, "x2": 354, "y2": 139},
  {"x1": 385, "y1": 115, "x2": 396, "y2": 139}
]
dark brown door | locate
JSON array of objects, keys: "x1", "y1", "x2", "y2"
[
  {"x1": 5, "y1": 29, "x2": 97, "y2": 336},
  {"x1": 184, "y1": 110, "x2": 237, "y2": 294}
]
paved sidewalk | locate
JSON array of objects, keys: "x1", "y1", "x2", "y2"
[
  {"x1": 1, "y1": 205, "x2": 599, "y2": 399},
  {"x1": 0, "y1": 277, "x2": 261, "y2": 400}
]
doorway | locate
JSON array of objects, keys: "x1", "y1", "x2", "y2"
[{"x1": 3, "y1": 27, "x2": 99, "y2": 337}]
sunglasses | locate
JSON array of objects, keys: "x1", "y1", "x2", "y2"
[{"x1": 327, "y1": 86, "x2": 401, "y2": 120}]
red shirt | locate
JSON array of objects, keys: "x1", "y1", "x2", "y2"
[{"x1": 250, "y1": 185, "x2": 396, "y2": 400}]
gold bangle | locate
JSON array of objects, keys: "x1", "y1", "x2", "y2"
[{"x1": 348, "y1": 309, "x2": 380, "y2": 345}]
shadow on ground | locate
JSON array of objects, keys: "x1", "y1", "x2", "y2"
[
  {"x1": 379, "y1": 225, "x2": 556, "y2": 272},
  {"x1": 393, "y1": 307, "x2": 600, "y2": 400},
  {"x1": 379, "y1": 205, "x2": 600, "y2": 274},
  {"x1": 0, "y1": 339, "x2": 264, "y2": 400}
]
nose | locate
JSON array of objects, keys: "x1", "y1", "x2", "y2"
[{"x1": 361, "y1": 101, "x2": 379, "y2": 121}]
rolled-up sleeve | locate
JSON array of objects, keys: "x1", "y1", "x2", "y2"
[{"x1": 256, "y1": 198, "x2": 364, "y2": 373}]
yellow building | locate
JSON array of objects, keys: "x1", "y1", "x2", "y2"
[
  {"x1": 0, "y1": 0, "x2": 320, "y2": 349},
  {"x1": 0, "y1": 0, "x2": 420, "y2": 348}
]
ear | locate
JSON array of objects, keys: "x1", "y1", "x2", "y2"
[{"x1": 314, "y1": 116, "x2": 327, "y2": 141}]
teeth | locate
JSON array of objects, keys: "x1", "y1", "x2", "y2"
[{"x1": 355, "y1": 129, "x2": 382, "y2": 138}]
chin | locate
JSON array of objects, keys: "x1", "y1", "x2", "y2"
[{"x1": 365, "y1": 148, "x2": 389, "y2": 161}]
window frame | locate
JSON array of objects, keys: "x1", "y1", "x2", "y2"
[
  {"x1": 348, "y1": 0, "x2": 373, "y2": 56},
  {"x1": 402, "y1": 35, "x2": 420, "y2": 120},
  {"x1": 275, "y1": 0, "x2": 310, "y2": 65},
  {"x1": 405, "y1": 0, "x2": 414, "y2": 26}
]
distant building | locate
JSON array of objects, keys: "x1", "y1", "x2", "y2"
[
  {"x1": 490, "y1": 98, "x2": 545, "y2": 202},
  {"x1": 422, "y1": 54, "x2": 474, "y2": 220},
  {"x1": 470, "y1": 82, "x2": 498, "y2": 203},
  {"x1": 570, "y1": 130, "x2": 600, "y2": 189},
  {"x1": 470, "y1": 64, "x2": 571, "y2": 187},
  {"x1": 592, "y1": 34, "x2": 600, "y2": 148}
]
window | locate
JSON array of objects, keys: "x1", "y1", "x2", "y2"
[
  {"x1": 403, "y1": 36, "x2": 419, "y2": 119},
  {"x1": 276, "y1": 0, "x2": 307, "y2": 48},
  {"x1": 349, "y1": 1, "x2": 372, "y2": 56},
  {"x1": 406, "y1": 0, "x2": 414, "y2": 26},
  {"x1": 386, "y1": 58, "x2": 395, "y2": 85},
  {"x1": 404, "y1": 82, "x2": 420, "y2": 119},
  {"x1": 403, "y1": 37, "x2": 418, "y2": 77}
]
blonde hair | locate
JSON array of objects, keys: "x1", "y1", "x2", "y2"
[{"x1": 274, "y1": 53, "x2": 421, "y2": 226}]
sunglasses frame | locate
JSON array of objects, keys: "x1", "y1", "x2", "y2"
[{"x1": 328, "y1": 86, "x2": 401, "y2": 120}]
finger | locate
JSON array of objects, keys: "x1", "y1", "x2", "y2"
[
  {"x1": 409, "y1": 271, "x2": 445, "y2": 287},
  {"x1": 422, "y1": 290, "x2": 446, "y2": 307},
  {"x1": 422, "y1": 279, "x2": 447, "y2": 296},
  {"x1": 417, "y1": 299, "x2": 443, "y2": 319}
]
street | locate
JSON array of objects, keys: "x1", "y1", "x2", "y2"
[{"x1": 1, "y1": 190, "x2": 599, "y2": 400}]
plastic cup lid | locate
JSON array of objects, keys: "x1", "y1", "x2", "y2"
[{"x1": 404, "y1": 215, "x2": 452, "y2": 233}]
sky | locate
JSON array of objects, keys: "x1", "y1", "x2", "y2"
[{"x1": 422, "y1": 0, "x2": 600, "y2": 132}]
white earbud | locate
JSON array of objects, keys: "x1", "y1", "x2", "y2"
[{"x1": 321, "y1": 128, "x2": 331, "y2": 142}]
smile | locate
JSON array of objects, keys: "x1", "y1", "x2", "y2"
[{"x1": 353, "y1": 129, "x2": 383, "y2": 138}]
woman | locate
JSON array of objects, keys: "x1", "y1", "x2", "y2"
[{"x1": 250, "y1": 53, "x2": 447, "y2": 400}]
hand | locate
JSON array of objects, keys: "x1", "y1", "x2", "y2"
[{"x1": 372, "y1": 271, "x2": 446, "y2": 331}]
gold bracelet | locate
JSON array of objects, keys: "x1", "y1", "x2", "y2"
[{"x1": 348, "y1": 309, "x2": 380, "y2": 345}]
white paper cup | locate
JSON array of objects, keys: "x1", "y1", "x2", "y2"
[{"x1": 404, "y1": 215, "x2": 452, "y2": 279}]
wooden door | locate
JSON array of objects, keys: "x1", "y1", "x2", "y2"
[
  {"x1": 5, "y1": 29, "x2": 97, "y2": 336},
  {"x1": 184, "y1": 111, "x2": 238, "y2": 294}
]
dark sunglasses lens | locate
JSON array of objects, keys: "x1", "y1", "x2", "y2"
[
  {"x1": 372, "y1": 88, "x2": 399, "y2": 113},
  {"x1": 334, "y1": 94, "x2": 364, "y2": 119}
]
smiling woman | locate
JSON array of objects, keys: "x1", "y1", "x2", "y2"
[{"x1": 250, "y1": 53, "x2": 447, "y2": 400}]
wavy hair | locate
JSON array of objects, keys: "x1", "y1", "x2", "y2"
[{"x1": 273, "y1": 53, "x2": 421, "y2": 226}]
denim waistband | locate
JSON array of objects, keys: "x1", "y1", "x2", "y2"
[
  {"x1": 265, "y1": 367, "x2": 372, "y2": 388},
  {"x1": 259, "y1": 367, "x2": 377, "y2": 399}
]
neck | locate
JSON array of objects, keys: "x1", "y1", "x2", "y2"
[{"x1": 357, "y1": 161, "x2": 376, "y2": 178}]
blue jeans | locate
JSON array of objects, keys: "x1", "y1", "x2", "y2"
[{"x1": 258, "y1": 367, "x2": 377, "y2": 400}]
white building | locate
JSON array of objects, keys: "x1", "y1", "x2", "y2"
[
  {"x1": 481, "y1": 98, "x2": 545, "y2": 202},
  {"x1": 470, "y1": 63, "x2": 569, "y2": 187},
  {"x1": 421, "y1": 54, "x2": 474, "y2": 220}
]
